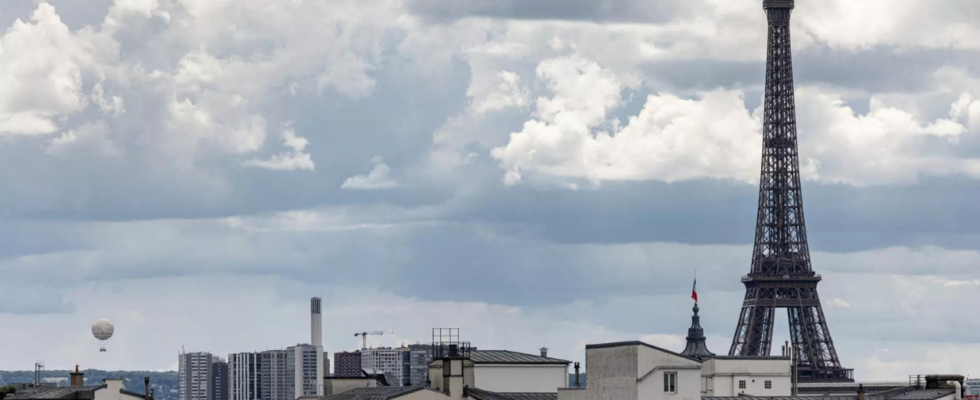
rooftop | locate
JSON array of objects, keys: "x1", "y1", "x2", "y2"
[
  {"x1": 468, "y1": 350, "x2": 570, "y2": 365},
  {"x1": 464, "y1": 387, "x2": 558, "y2": 400},
  {"x1": 586, "y1": 341, "x2": 699, "y2": 362},
  {"x1": 6, "y1": 386, "x2": 105, "y2": 400},
  {"x1": 319, "y1": 386, "x2": 425, "y2": 400},
  {"x1": 704, "y1": 388, "x2": 955, "y2": 400}
]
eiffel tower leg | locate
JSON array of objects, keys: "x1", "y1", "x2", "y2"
[
  {"x1": 730, "y1": 287, "x2": 775, "y2": 356},
  {"x1": 787, "y1": 288, "x2": 846, "y2": 380}
]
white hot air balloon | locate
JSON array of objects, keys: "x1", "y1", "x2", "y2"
[{"x1": 92, "y1": 319, "x2": 114, "y2": 352}]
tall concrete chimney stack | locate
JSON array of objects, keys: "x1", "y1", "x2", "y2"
[{"x1": 311, "y1": 297, "x2": 322, "y2": 347}]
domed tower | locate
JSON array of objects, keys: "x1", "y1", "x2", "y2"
[{"x1": 680, "y1": 303, "x2": 714, "y2": 361}]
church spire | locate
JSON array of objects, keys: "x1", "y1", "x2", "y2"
[{"x1": 681, "y1": 303, "x2": 715, "y2": 361}]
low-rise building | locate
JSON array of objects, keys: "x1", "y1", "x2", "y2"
[
  {"x1": 6, "y1": 368, "x2": 154, "y2": 400},
  {"x1": 462, "y1": 350, "x2": 570, "y2": 393},
  {"x1": 557, "y1": 304, "x2": 792, "y2": 400},
  {"x1": 319, "y1": 344, "x2": 568, "y2": 400}
]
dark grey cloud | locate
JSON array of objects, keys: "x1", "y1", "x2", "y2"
[
  {"x1": 795, "y1": 46, "x2": 980, "y2": 95},
  {"x1": 637, "y1": 46, "x2": 980, "y2": 101}
]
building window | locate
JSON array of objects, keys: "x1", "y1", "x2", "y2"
[
  {"x1": 664, "y1": 372, "x2": 677, "y2": 393},
  {"x1": 765, "y1": 380, "x2": 772, "y2": 389},
  {"x1": 739, "y1": 380, "x2": 746, "y2": 389}
]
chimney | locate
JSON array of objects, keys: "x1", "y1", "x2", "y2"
[
  {"x1": 857, "y1": 384, "x2": 866, "y2": 400},
  {"x1": 144, "y1": 377, "x2": 150, "y2": 399},
  {"x1": 574, "y1": 362, "x2": 581, "y2": 387},
  {"x1": 540, "y1": 347, "x2": 548, "y2": 358},
  {"x1": 311, "y1": 297, "x2": 322, "y2": 347},
  {"x1": 70, "y1": 365, "x2": 84, "y2": 387}
]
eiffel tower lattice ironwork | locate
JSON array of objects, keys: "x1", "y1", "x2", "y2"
[{"x1": 728, "y1": 0, "x2": 853, "y2": 382}]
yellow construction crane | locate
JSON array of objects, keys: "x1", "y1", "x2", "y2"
[{"x1": 354, "y1": 330, "x2": 394, "y2": 349}]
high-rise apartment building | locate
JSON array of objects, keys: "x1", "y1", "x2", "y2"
[
  {"x1": 211, "y1": 357, "x2": 229, "y2": 400},
  {"x1": 227, "y1": 297, "x2": 325, "y2": 400},
  {"x1": 259, "y1": 350, "x2": 289, "y2": 400},
  {"x1": 287, "y1": 344, "x2": 324, "y2": 398},
  {"x1": 228, "y1": 353, "x2": 259, "y2": 400},
  {"x1": 333, "y1": 351, "x2": 362, "y2": 378},
  {"x1": 179, "y1": 352, "x2": 213, "y2": 400},
  {"x1": 401, "y1": 345, "x2": 432, "y2": 386},
  {"x1": 361, "y1": 348, "x2": 403, "y2": 386}
]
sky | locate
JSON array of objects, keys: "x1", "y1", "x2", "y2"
[{"x1": 0, "y1": 0, "x2": 979, "y2": 380}]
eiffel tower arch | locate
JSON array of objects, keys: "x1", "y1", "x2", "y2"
[{"x1": 728, "y1": 0, "x2": 853, "y2": 382}]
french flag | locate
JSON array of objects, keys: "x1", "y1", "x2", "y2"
[{"x1": 691, "y1": 278, "x2": 698, "y2": 303}]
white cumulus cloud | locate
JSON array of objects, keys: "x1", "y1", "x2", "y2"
[
  {"x1": 0, "y1": 4, "x2": 99, "y2": 135},
  {"x1": 825, "y1": 298, "x2": 851, "y2": 308},
  {"x1": 492, "y1": 56, "x2": 979, "y2": 187},
  {"x1": 342, "y1": 156, "x2": 398, "y2": 190},
  {"x1": 244, "y1": 127, "x2": 314, "y2": 171}
]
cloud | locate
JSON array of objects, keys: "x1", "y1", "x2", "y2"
[
  {"x1": 931, "y1": 278, "x2": 980, "y2": 287},
  {"x1": 46, "y1": 122, "x2": 120, "y2": 157},
  {"x1": 0, "y1": 3, "x2": 100, "y2": 135},
  {"x1": 341, "y1": 156, "x2": 398, "y2": 190},
  {"x1": 0, "y1": 282, "x2": 75, "y2": 315},
  {"x1": 470, "y1": 71, "x2": 530, "y2": 114},
  {"x1": 795, "y1": 0, "x2": 980, "y2": 51},
  {"x1": 244, "y1": 127, "x2": 314, "y2": 171},
  {"x1": 825, "y1": 298, "x2": 851, "y2": 308},
  {"x1": 492, "y1": 56, "x2": 979, "y2": 186}
]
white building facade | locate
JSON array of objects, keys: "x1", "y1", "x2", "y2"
[
  {"x1": 557, "y1": 341, "x2": 792, "y2": 400},
  {"x1": 700, "y1": 357, "x2": 791, "y2": 397},
  {"x1": 427, "y1": 349, "x2": 570, "y2": 394},
  {"x1": 287, "y1": 344, "x2": 325, "y2": 398},
  {"x1": 361, "y1": 348, "x2": 404, "y2": 386}
]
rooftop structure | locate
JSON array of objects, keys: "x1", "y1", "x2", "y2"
[{"x1": 680, "y1": 303, "x2": 715, "y2": 362}]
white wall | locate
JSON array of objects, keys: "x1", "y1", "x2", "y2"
[
  {"x1": 558, "y1": 343, "x2": 703, "y2": 400},
  {"x1": 635, "y1": 346, "x2": 702, "y2": 400},
  {"x1": 702, "y1": 358, "x2": 791, "y2": 397},
  {"x1": 472, "y1": 364, "x2": 568, "y2": 393},
  {"x1": 557, "y1": 388, "x2": 589, "y2": 400}
]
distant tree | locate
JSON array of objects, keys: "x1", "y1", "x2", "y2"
[{"x1": 0, "y1": 385, "x2": 16, "y2": 394}]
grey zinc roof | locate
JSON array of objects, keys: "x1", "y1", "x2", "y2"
[
  {"x1": 586, "y1": 341, "x2": 700, "y2": 362},
  {"x1": 319, "y1": 386, "x2": 425, "y2": 400},
  {"x1": 469, "y1": 350, "x2": 570, "y2": 365},
  {"x1": 6, "y1": 386, "x2": 105, "y2": 400},
  {"x1": 888, "y1": 390, "x2": 956, "y2": 400},
  {"x1": 704, "y1": 389, "x2": 955, "y2": 400},
  {"x1": 464, "y1": 387, "x2": 558, "y2": 400}
]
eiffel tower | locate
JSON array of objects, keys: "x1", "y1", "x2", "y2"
[{"x1": 728, "y1": 0, "x2": 853, "y2": 382}]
